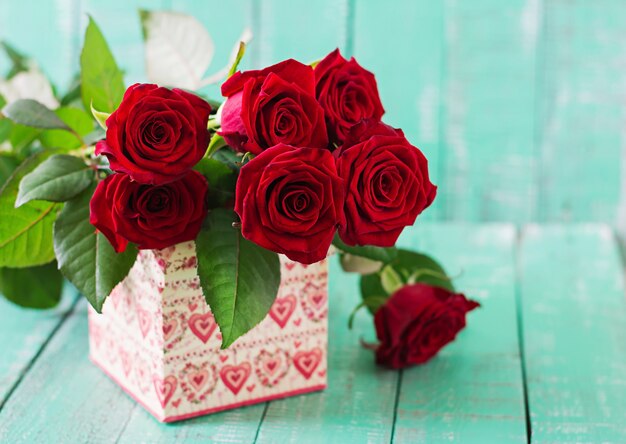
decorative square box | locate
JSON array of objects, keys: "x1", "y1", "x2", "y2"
[{"x1": 88, "y1": 241, "x2": 328, "y2": 422}]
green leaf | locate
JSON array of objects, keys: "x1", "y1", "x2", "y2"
[
  {"x1": 206, "y1": 133, "x2": 227, "y2": 158},
  {"x1": 0, "y1": 262, "x2": 63, "y2": 309},
  {"x1": 212, "y1": 148, "x2": 242, "y2": 171},
  {"x1": 380, "y1": 265, "x2": 404, "y2": 295},
  {"x1": 90, "y1": 102, "x2": 110, "y2": 130},
  {"x1": 80, "y1": 17, "x2": 125, "y2": 113},
  {"x1": 3, "y1": 99, "x2": 69, "y2": 130},
  {"x1": 0, "y1": 154, "x2": 19, "y2": 188},
  {"x1": 0, "y1": 118, "x2": 13, "y2": 145},
  {"x1": 83, "y1": 128, "x2": 105, "y2": 146},
  {"x1": 16, "y1": 155, "x2": 94, "y2": 206},
  {"x1": 196, "y1": 208, "x2": 281, "y2": 349},
  {"x1": 39, "y1": 107, "x2": 94, "y2": 150},
  {"x1": 194, "y1": 157, "x2": 236, "y2": 208},
  {"x1": 0, "y1": 152, "x2": 60, "y2": 268},
  {"x1": 227, "y1": 41, "x2": 246, "y2": 77},
  {"x1": 8, "y1": 124, "x2": 40, "y2": 156},
  {"x1": 332, "y1": 234, "x2": 398, "y2": 264},
  {"x1": 359, "y1": 273, "x2": 389, "y2": 315},
  {"x1": 391, "y1": 249, "x2": 455, "y2": 292},
  {"x1": 53, "y1": 185, "x2": 138, "y2": 312}
]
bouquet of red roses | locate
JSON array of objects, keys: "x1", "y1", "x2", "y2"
[{"x1": 0, "y1": 13, "x2": 478, "y2": 367}]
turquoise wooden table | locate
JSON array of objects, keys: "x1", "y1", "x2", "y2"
[{"x1": 0, "y1": 223, "x2": 625, "y2": 443}]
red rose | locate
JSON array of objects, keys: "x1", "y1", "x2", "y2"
[
  {"x1": 315, "y1": 49, "x2": 384, "y2": 146},
  {"x1": 90, "y1": 171, "x2": 208, "y2": 251},
  {"x1": 374, "y1": 284, "x2": 479, "y2": 369},
  {"x1": 235, "y1": 144, "x2": 343, "y2": 264},
  {"x1": 335, "y1": 120, "x2": 436, "y2": 247},
  {"x1": 220, "y1": 59, "x2": 328, "y2": 155},
  {"x1": 96, "y1": 83, "x2": 212, "y2": 185}
]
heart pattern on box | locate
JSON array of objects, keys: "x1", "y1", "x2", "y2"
[
  {"x1": 89, "y1": 244, "x2": 328, "y2": 421},
  {"x1": 220, "y1": 363, "x2": 252, "y2": 395},
  {"x1": 293, "y1": 348, "x2": 323, "y2": 379},
  {"x1": 179, "y1": 362, "x2": 218, "y2": 404},
  {"x1": 188, "y1": 312, "x2": 217, "y2": 344},
  {"x1": 254, "y1": 349, "x2": 290, "y2": 387},
  {"x1": 300, "y1": 282, "x2": 328, "y2": 322},
  {"x1": 269, "y1": 295, "x2": 296, "y2": 329},
  {"x1": 163, "y1": 310, "x2": 186, "y2": 351},
  {"x1": 136, "y1": 305, "x2": 152, "y2": 338},
  {"x1": 154, "y1": 375, "x2": 178, "y2": 408}
]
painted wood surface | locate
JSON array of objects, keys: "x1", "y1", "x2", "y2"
[
  {"x1": 352, "y1": 1, "x2": 444, "y2": 221},
  {"x1": 520, "y1": 224, "x2": 626, "y2": 442},
  {"x1": 1, "y1": 224, "x2": 624, "y2": 442},
  {"x1": 1, "y1": 1, "x2": 624, "y2": 224},
  {"x1": 394, "y1": 225, "x2": 527, "y2": 442},
  {"x1": 0, "y1": 284, "x2": 76, "y2": 408}
]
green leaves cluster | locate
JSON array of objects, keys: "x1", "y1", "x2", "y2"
[{"x1": 0, "y1": 16, "x2": 129, "y2": 310}]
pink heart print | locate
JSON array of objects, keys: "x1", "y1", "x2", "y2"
[
  {"x1": 153, "y1": 375, "x2": 177, "y2": 407},
  {"x1": 188, "y1": 313, "x2": 217, "y2": 343},
  {"x1": 269, "y1": 295, "x2": 297, "y2": 329},
  {"x1": 293, "y1": 348, "x2": 323, "y2": 379},
  {"x1": 188, "y1": 369, "x2": 210, "y2": 392},
  {"x1": 219, "y1": 363, "x2": 252, "y2": 395},
  {"x1": 136, "y1": 305, "x2": 152, "y2": 338}
]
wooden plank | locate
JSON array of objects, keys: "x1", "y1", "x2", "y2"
[
  {"x1": 441, "y1": 0, "x2": 539, "y2": 222},
  {"x1": 255, "y1": 0, "x2": 349, "y2": 67},
  {"x1": 0, "y1": 301, "x2": 135, "y2": 443},
  {"x1": 392, "y1": 224, "x2": 527, "y2": 442},
  {"x1": 0, "y1": 0, "x2": 79, "y2": 90},
  {"x1": 255, "y1": 257, "x2": 399, "y2": 443},
  {"x1": 520, "y1": 224, "x2": 626, "y2": 442},
  {"x1": 0, "y1": 285, "x2": 76, "y2": 407},
  {"x1": 117, "y1": 403, "x2": 266, "y2": 444},
  {"x1": 352, "y1": 1, "x2": 445, "y2": 220},
  {"x1": 536, "y1": 0, "x2": 626, "y2": 223}
]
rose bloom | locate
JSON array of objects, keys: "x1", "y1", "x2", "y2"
[
  {"x1": 96, "y1": 83, "x2": 212, "y2": 185},
  {"x1": 220, "y1": 59, "x2": 328, "y2": 155},
  {"x1": 374, "y1": 283, "x2": 480, "y2": 369},
  {"x1": 335, "y1": 120, "x2": 436, "y2": 247},
  {"x1": 234, "y1": 144, "x2": 343, "y2": 264},
  {"x1": 90, "y1": 171, "x2": 208, "y2": 252},
  {"x1": 315, "y1": 49, "x2": 384, "y2": 146}
]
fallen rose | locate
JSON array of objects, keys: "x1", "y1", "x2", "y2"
[{"x1": 374, "y1": 283, "x2": 479, "y2": 369}]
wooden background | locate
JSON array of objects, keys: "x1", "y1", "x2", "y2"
[{"x1": 1, "y1": 0, "x2": 625, "y2": 228}]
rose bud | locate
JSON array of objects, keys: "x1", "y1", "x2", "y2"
[
  {"x1": 220, "y1": 59, "x2": 328, "y2": 155},
  {"x1": 234, "y1": 144, "x2": 344, "y2": 264},
  {"x1": 89, "y1": 171, "x2": 208, "y2": 252},
  {"x1": 315, "y1": 49, "x2": 385, "y2": 146},
  {"x1": 96, "y1": 83, "x2": 211, "y2": 185},
  {"x1": 374, "y1": 283, "x2": 479, "y2": 369},
  {"x1": 335, "y1": 120, "x2": 437, "y2": 247}
]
